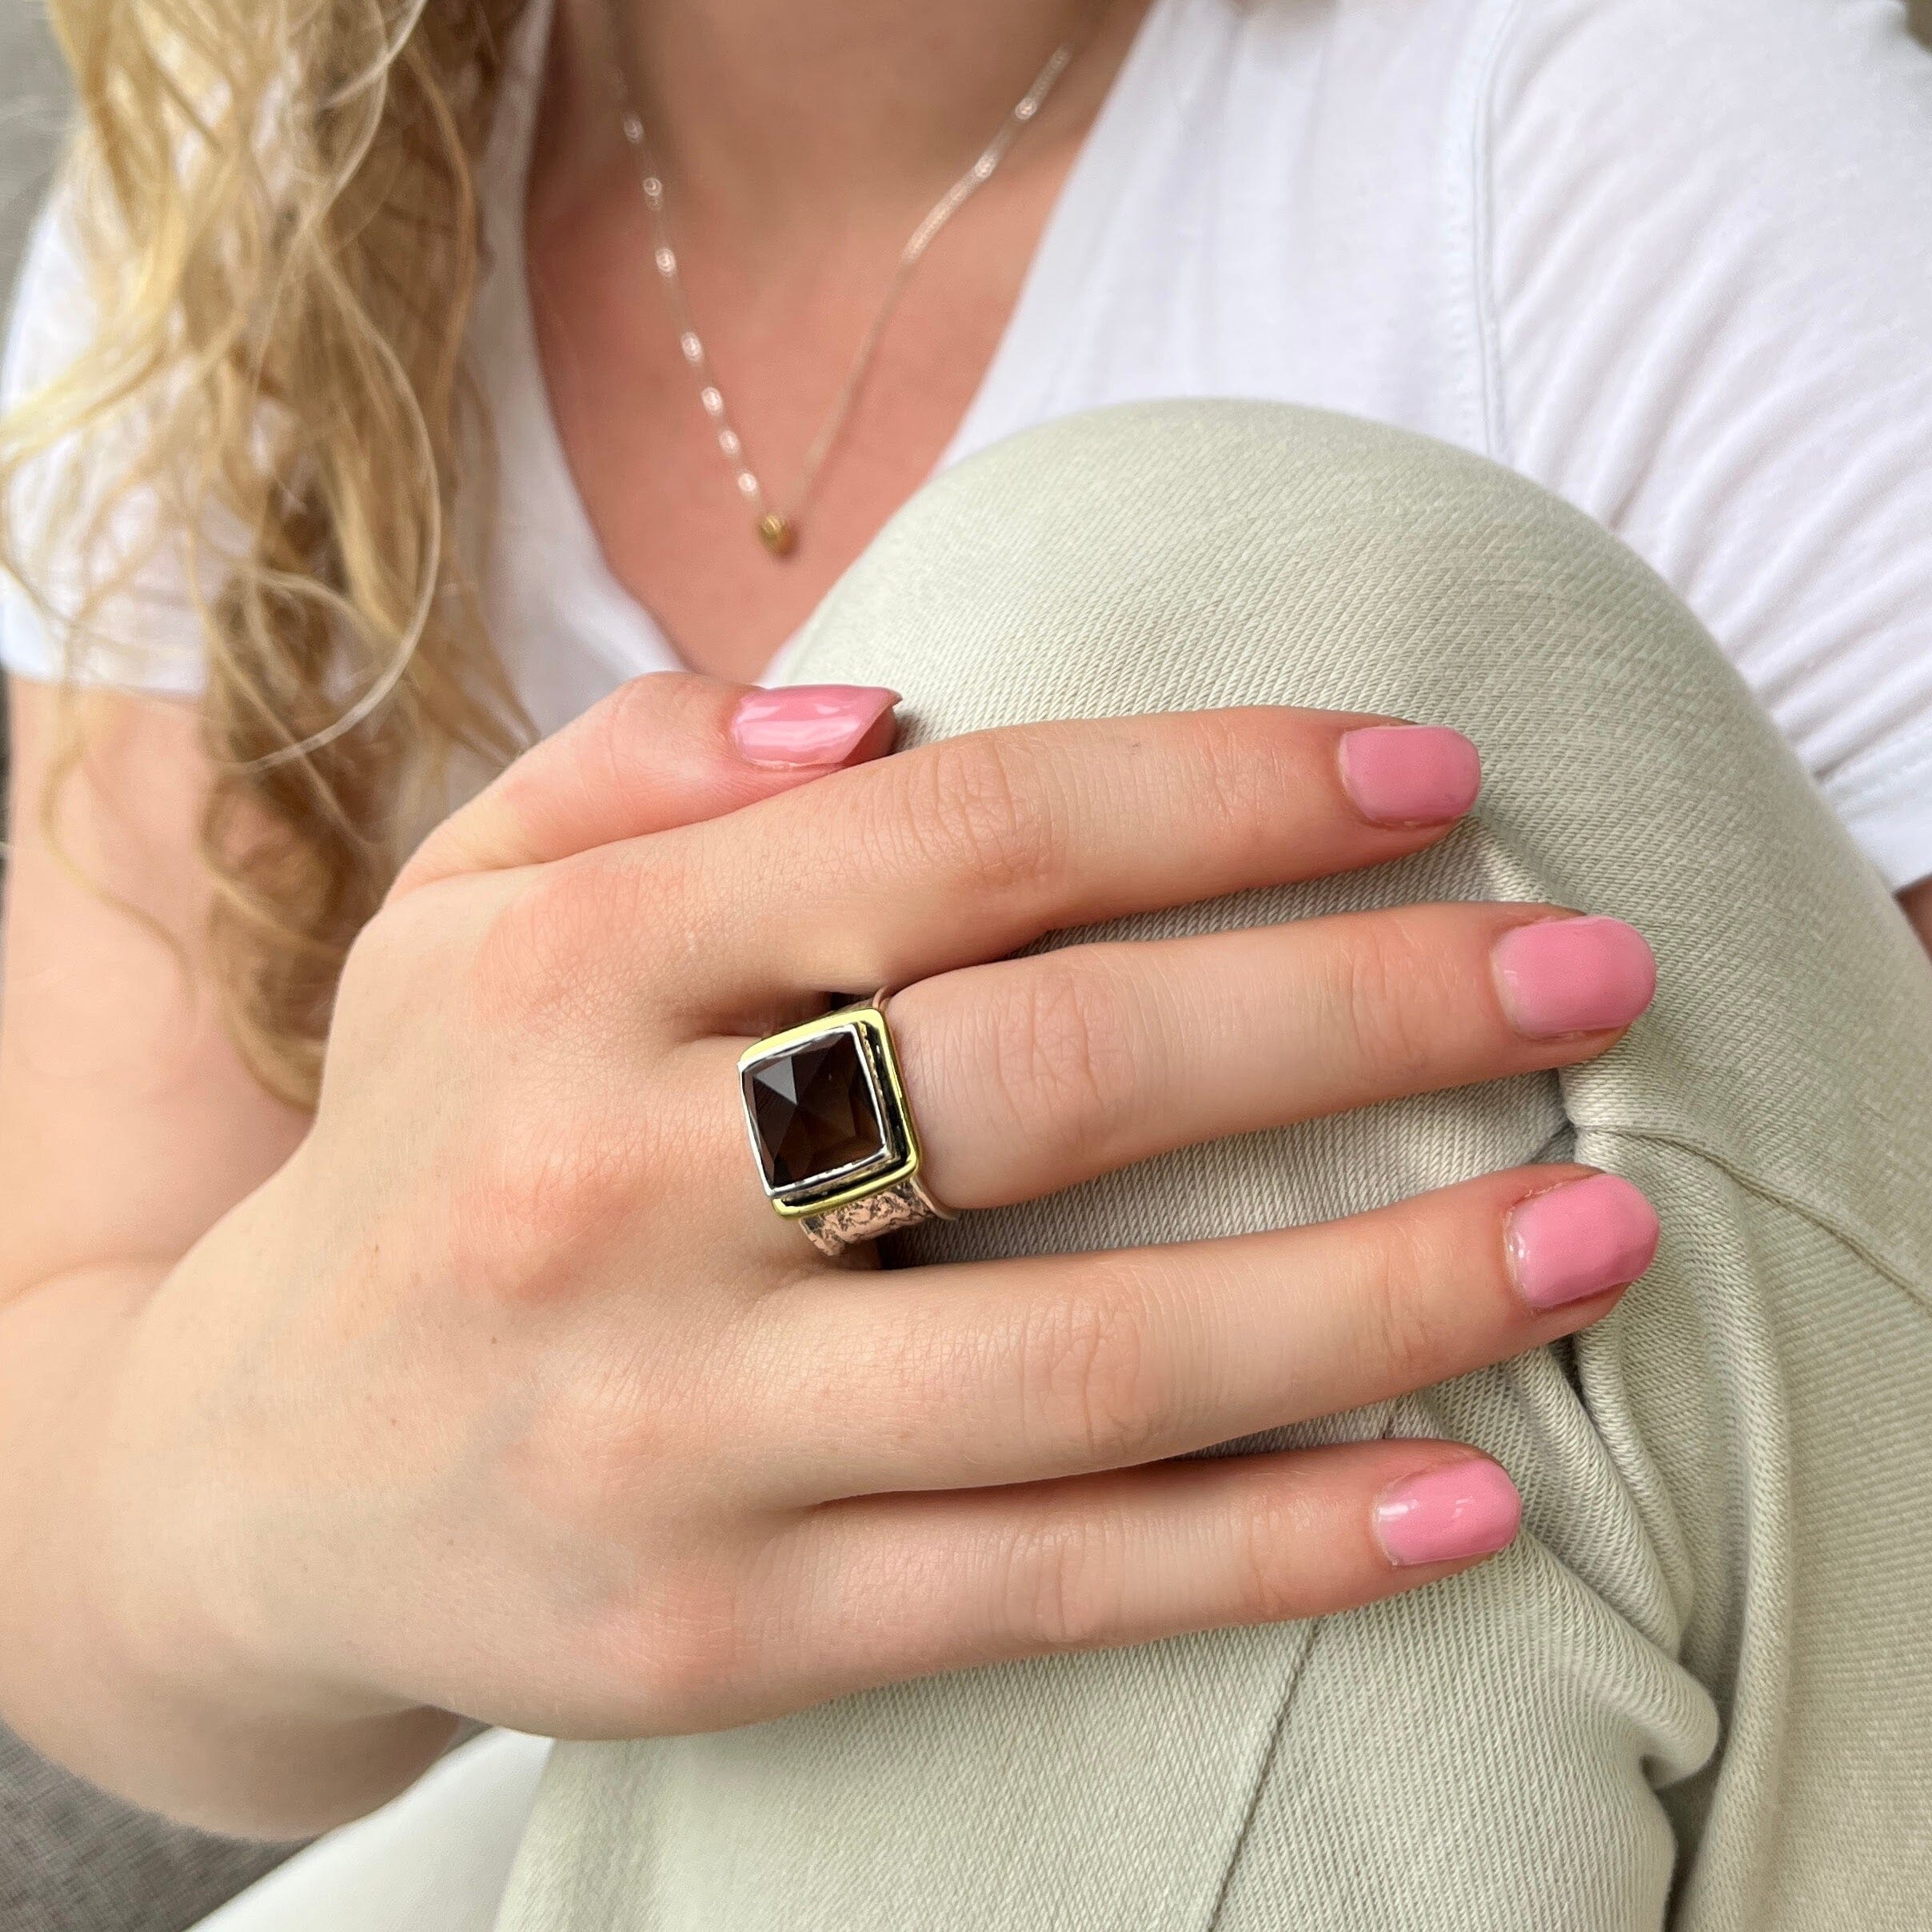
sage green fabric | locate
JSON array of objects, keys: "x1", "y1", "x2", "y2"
[{"x1": 496, "y1": 402, "x2": 1932, "y2": 1930}]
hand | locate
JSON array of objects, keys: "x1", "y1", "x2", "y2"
[{"x1": 95, "y1": 673, "x2": 1658, "y2": 1827}]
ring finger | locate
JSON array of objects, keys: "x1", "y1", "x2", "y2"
[
  {"x1": 886, "y1": 901, "x2": 1655, "y2": 1209},
  {"x1": 695, "y1": 900, "x2": 1654, "y2": 1237}
]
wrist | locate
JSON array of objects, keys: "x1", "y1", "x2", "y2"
[{"x1": 6, "y1": 1236, "x2": 446, "y2": 1836}]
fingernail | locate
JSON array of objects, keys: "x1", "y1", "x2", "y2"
[
  {"x1": 1374, "y1": 1459, "x2": 1522, "y2": 1567},
  {"x1": 1492, "y1": 916, "x2": 1656, "y2": 1038},
  {"x1": 731, "y1": 685, "x2": 900, "y2": 768},
  {"x1": 1337, "y1": 725, "x2": 1482, "y2": 826},
  {"x1": 1507, "y1": 1172, "x2": 1659, "y2": 1310}
]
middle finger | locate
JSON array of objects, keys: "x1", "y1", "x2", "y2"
[{"x1": 878, "y1": 902, "x2": 1653, "y2": 1209}]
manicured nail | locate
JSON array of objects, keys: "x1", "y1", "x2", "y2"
[
  {"x1": 1374, "y1": 1460, "x2": 1522, "y2": 1567},
  {"x1": 731, "y1": 685, "x2": 900, "y2": 768},
  {"x1": 1337, "y1": 725, "x2": 1482, "y2": 826},
  {"x1": 1507, "y1": 1172, "x2": 1659, "y2": 1310},
  {"x1": 1492, "y1": 916, "x2": 1656, "y2": 1038}
]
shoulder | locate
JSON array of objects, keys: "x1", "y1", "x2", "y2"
[
  {"x1": 2, "y1": 173, "x2": 211, "y2": 694},
  {"x1": 2, "y1": 177, "x2": 98, "y2": 414},
  {"x1": 3, "y1": 178, "x2": 104, "y2": 685},
  {"x1": 1476, "y1": 0, "x2": 1927, "y2": 115},
  {"x1": 1469, "y1": 0, "x2": 1932, "y2": 415},
  {"x1": 1471, "y1": 0, "x2": 1932, "y2": 244},
  {"x1": 1455, "y1": 0, "x2": 1932, "y2": 514},
  {"x1": 1454, "y1": 0, "x2": 1932, "y2": 886}
]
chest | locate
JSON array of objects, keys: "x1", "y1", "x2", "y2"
[{"x1": 525, "y1": 152, "x2": 1077, "y2": 685}]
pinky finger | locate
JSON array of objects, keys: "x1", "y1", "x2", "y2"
[{"x1": 785, "y1": 1443, "x2": 1521, "y2": 1694}]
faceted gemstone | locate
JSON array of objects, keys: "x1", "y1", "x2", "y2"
[{"x1": 744, "y1": 1030, "x2": 886, "y2": 1193}]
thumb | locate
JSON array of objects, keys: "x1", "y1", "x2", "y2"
[{"x1": 391, "y1": 673, "x2": 899, "y2": 898}]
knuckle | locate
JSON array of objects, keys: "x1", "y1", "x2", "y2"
[
  {"x1": 1227, "y1": 1486, "x2": 1310, "y2": 1625},
  {"x1": 944, "y1": 957, "x2": 1145, "y2": 1178},
  {"x1": 623, "y1": 1511, "x2": 817, "y2": 1726},
  {"x1": 327, "y1": 889, "x2": 475, "y2": 1070},
  {"x1": 1347, "y1": 1213, "x2": 1466, "y2": 1394},
  {"x1": 578, "y1": 673, "x2": 672, "y2": 805},
  {"x1": 443, "y1": 1116, "x2": 644, "y2": 1302},
  {"x1": 1012, "y1": 1271, "x2": 1171, "y2": 1471},
  {"x1": 1001, "y1": 1507, "x2": 1134, "y2": 1651},
  {"x1": 535, "y1": 1323, "x2": 744, "y2": 1519},
  {"x1": 521, "y1": 1363, "x2": 649, "y2": 1522},
  {"x1": 524, "y1": 1364, "x2": 769, "y2": 1722},
  {"x1": 645, "y1": 1567, "x2": 752, "y2": 1710},
  {"x1": 1167, "y1": 710, "x2": 1297, "y2": 865},
  {"x1": 465, "y1": 848, "x2": 686, "y2": 1029},
  {"x1": 996, "y1": 959, "x2": 1143, "y2": 1158},
  {"x1": 495, "y1": 673, "x2": 675, "y2": 844},
  {"x1": 891, "y1": 730, "x2": 1061, "y2": 894},
  {"x1": 330, "y1": 900, "x2": 413, "y2": 1029},
  {"x1": 1327, "y1": 912, "x2": 1451, "y2": 1089},
  {"x1": 600, "y1": 1558, "x2": 755, "y2": 1724}
]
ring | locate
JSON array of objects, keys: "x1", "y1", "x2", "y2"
[{"x1": 736, "y1": 990, "x2": 956, "y2": 1257}]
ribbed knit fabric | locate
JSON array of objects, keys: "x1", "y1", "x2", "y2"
[{"x1": 495, "y1": 402, "x2": 1932, "y2": 1930}]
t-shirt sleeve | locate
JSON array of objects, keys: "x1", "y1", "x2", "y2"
[
  {"x1": 1479, "y1": 0, "x2": 1932, "y2": 887},
  {"x1": 1, "y1": 180, "x2": 214, "y2": 693}
]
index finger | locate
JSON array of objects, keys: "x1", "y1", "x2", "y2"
[
  {"x1": 392, "y1": 674, "x2": 900, "y2": 898},
  {"x1": 632, "y1": 708, "x2": 1481, "y2": 1012}
]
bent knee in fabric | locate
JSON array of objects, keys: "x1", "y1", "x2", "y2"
[{"x1": 497, "y1": 404, "x2": 1932, "y2": 1932}]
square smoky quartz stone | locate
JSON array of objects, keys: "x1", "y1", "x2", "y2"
[{"x1": 740, "y1": 1024, "x2": 896, "y2": 1200}]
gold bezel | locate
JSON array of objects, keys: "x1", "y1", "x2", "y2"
[{"x1": 736, "y1": 1002, "x2": 924, "y2": 1220}]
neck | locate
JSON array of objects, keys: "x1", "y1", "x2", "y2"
[{"x1": 552, "y1": 0, "x2": 1108, "y2": 224}]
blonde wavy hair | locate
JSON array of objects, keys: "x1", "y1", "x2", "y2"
[{"x1": 0, "y1": 0, "x2": 535, "y2": 1106}]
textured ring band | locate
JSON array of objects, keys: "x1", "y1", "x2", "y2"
[{"x1": 736, "y1": 991, "x2": 955, "y2": 1258}]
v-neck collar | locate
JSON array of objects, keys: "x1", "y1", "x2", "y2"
[{"x1": 473, "y1": 0, "x2": 1182, "y2": 685}]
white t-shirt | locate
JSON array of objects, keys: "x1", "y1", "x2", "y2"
[{"x1": 6, "y1": 0, "x2": 1932, "y2": 884}]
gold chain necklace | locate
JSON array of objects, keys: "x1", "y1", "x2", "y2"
[{"x1": 606, "y1": 20, "x2": 1091, "y2": 558}]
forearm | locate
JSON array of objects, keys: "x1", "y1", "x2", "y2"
[{"x1": 0, "y1": 1255, "x2": 452, "y2": 1838}]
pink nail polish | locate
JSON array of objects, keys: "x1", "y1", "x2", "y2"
[
  {"x1": 1374, "y1": 1460, "x2": 1522, "y2": 1567},
  {"x1": 731, "y1": 685, "x2": 900, "y2": 768},
  {"x1": 1336, "y1": 725, "x2": 1482, "y2": 827},
  {"x1": 1507, "y1": 1172, "x2": 1659, "y2": 1310},
  {"x1": 1492, "y1": 916, "x2": 1656, "y2": 1038}
]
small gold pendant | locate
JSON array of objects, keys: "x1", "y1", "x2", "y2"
[{"x1": 756, "y1": 513, "x2": 797, "y2": 558}]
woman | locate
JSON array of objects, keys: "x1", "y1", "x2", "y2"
[{"x1": 2, "y1": 0, "x2": 1930, "y2": 1926}]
